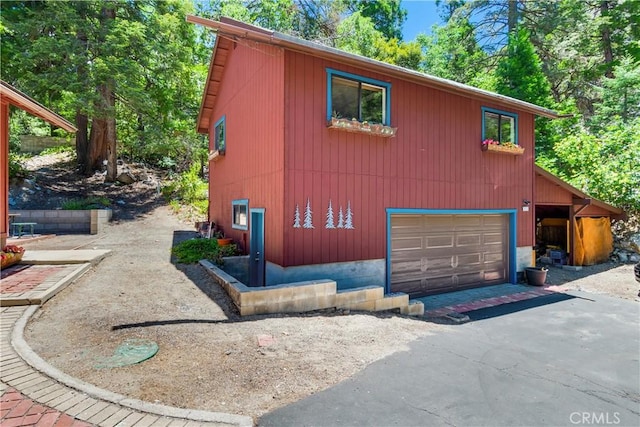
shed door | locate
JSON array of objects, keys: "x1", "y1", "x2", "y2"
[{"x1": 390, "y1": 214, "x2": 509, "y2": 297}]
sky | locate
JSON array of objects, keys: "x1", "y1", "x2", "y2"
[{"x1": 401, "y1": 0, "x2": 442, "y2": 41}]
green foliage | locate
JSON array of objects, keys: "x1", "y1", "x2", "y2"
[
  {"x1": 39, "y1": 145, "x2": 76, "y2": 156},
  {"x1": 417, "y1": 15, "x2": 488, "y2": 84},
  {"x1": 162, "y1": 163, "x2": 208, "y2": 216},
  {"x1": 546, "y1": 118, "x2": 640, "y2": 213},
  {"x1": 345, "y1": 0, "x2": 407, "y2": 40},
  {"x1": 61, "y1": 197, "x2": 111, "y2": 210},
  {"x1": 588, "y1": 57, "x2": 640, "y2": 132},
  {"x1": 8, "y1": 153, "x2": 28, "y2": 180},
  {"x1": 172, "y1": 238, "x2": 240, "y2": 265},
  {"x1": 1, "y1": 0, "x2": 209, "y2": 174}
]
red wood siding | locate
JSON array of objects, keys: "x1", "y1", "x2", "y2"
[
  {"x1": 208, "y1": 42, "x2": 285, "y2": 265},
  {"x1": 535, "y1": 174, "x2": 613, "y2": 217},
  {"x1": 535, "y1": 173, "x2": 573, "y2": 205},
  {"x1": 282, "y1": 51, "x2": 535, "y2": 267}
]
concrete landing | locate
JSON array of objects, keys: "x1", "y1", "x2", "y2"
[{"x1": 21, "y1": 249, "x2": 111, "y2": 265}]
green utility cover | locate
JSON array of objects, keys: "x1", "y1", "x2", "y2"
[{"x1": 95, "y1": 338, "x2": 158, "y2": 369}]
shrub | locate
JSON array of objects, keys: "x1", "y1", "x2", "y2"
[
  {"x1": 61, "y1": 196, "x2": 111, "y2": 210},
  {"x1": 8, "y1": 153, "x2": 28, "y2": 180},
  {"x1": 172, "y1": 238, "x2": 240, "y2": 265},
  {"x1": 161, "y1": 163, "x2": 208, "y2": 217}
]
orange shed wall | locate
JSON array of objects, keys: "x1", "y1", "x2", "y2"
[
  {"x1": 283, "y1": 52, "x2": 535, "y2": 267},
  {"x1": 208, "y1": 42, "x2": 285, "y2": 264},
  {"x1": 0, "y1": 102, "x2": 8, "y2": 246}
]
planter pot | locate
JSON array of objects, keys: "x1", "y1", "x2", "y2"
[
  {"x1": 217, "y1": 238, "x2": 233, "y2": 246},
  {"x1": 525, "y1": 267, "x2": 547, "y2": 286},
  {"x1": 1, "y1": 252, "x2": 23, "y2": 269}
]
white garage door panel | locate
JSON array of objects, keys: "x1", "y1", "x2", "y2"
[{"x1": 390, "y1": 214, "x2": 509, "y2": 297}]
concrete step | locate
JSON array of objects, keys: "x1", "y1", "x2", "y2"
[
  {"x1": 335, "y1": 286, "x2": 384, "y2": 308},
  {"x1": 401, "y1": 299, "x2": 425, "y2": 316}
]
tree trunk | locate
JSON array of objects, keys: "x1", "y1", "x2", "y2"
[
  {"x1": 75, "y1": 111, "x2": 89, "y2": 173},
  {"x1": 88, "y1": 116, "x2": 107, "y2": 173},
  {"x1": 600, "y1": 0, "x2": 614, "y2": 77},
  {"x1": 508, "y1": 0, "x2": 519, "y2": 34},
  {"x1": 105, "y1": 91, "x2": 117, "y2": 182}
]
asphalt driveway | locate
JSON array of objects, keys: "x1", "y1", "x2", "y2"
[{"x1": 259, "y1": 291, "x2": 640, "y2": 427}]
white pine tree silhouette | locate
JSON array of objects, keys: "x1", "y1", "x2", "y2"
[
  {"x1": 337, "y1": 206, "x2": 344, "y2": 228},
  {"x1": 345, "y1": 201, "x2": 354, "y2": 229},
  {"x1": 293, "y1": 204, "x2": 301, "y2": 228},
  {"x1": 326, "y1": 199, "x2": 335, "y2": 229},
  {"x1": 303, "y1": 198, "x2": 314, "y2": 229}
]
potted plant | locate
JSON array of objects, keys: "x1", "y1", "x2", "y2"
[
  {"x1": 1, "y1": 245, "x2": 25, "y2": 269},
  {"x1": 525, "y1": 266, "x2": 548, "y2": 286},
  {"x1": 213, "y1": 229, "x2": 233, "y2": 246}
]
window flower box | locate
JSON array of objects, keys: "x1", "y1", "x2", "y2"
[
  {"x1": 208, "y1": 149, "x2": 224, "y2": 161},
  {"x1": 327, "y1": 117, "x2": 397, "y2": 138},
  {"x1": 481, "y1": 139, "x2": 524, "y2": 155}
]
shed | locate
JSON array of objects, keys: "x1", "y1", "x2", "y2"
[
  {"x1": 534, "y1": 165, "x2": 624, "y2": 266},
  {"x1": 0, "y1": 80, "x2": 77, "y2": 246}
]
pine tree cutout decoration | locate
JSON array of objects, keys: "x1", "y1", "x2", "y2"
[
  {"x1": 326, "y1": 199, "x2": 335, "y2": 229},
  {"x1": 303, "y1": 198, "x2": 314, "y2": 229},
  {"x1": 337, "y1": 206, "x2": 345, "y2": 228},
  {"x1": 293, "y1": 204, "x2": 301, "y2": 228},
  {"x1": 345, "y1": 201, "x2": 354, "y2": 229}
]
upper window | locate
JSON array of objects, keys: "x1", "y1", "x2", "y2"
[
  {"x1": 214, "y1": 116, "x2": 226, "y2": 154},
  {"x1": 482, "y1": 108, "x2": 518, "y2": 144},
  {"x1": 327, "y1": 69, "x2": 391, "y2": 125},
  {"x1": 232, "y1": 199, "x2": 248, "y2": 230}
]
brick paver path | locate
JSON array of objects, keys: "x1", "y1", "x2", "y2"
[
  {"x1": 0, "y1": 266, "x2": 68, "y2": 294},
  {"x1": 1, "y1": 306, "x2": 243, "y2": 427},
  {"x1": 1, "y1": 388, "x2": 91, "y2": 427}
]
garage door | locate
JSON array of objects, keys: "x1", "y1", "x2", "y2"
[{"x1": 390, "y1": 214, "x2": 509, "y2": 297}]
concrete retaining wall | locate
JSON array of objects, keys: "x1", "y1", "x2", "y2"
[
  {"x1": 9, "y1": 209, "x2": 112, "y2": 235},
  {"x1": 200, "y1": 259, "x2": 422, "y2": 317}
]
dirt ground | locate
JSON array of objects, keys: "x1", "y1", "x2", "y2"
[
  {"x1": 13, "y1": 154, "x2": 640, "y2": 423},
  {"x1": 21, "y1": 205, "x2": 444, "y2": 421}
]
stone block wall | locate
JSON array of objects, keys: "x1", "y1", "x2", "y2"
[
  {"x1": 18, "y1": 136, "x2": 75, "y2": 154},
  {"x1": 9, "y1": 209, "x2": 112, "y2": 235}
]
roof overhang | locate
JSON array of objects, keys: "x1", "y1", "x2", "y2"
[
  {"x1": 535, "y1": 165, "x2": 624, "y2": 218},
  {"x1": 0, "y1": 80, "x2": 77, "y2": 133},
  {"x1": 187, "y1": 15, "x2": 563, "y2": 134}
]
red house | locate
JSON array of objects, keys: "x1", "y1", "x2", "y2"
[{"x1": 190, "y1": 16, "x2": 564, "y2": 298}]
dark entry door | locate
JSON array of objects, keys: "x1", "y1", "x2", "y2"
[{"x1": 249, "y1": 208, "x2": 265, "y2": 286}]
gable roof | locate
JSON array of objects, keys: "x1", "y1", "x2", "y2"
[
  {"x1": 0, "y1": 81, "x2": 77, "y2": 133},
  {"x1": 187, "y1": 15, "x2": 562, "y2": 134},
  {"x1": 535, "y1": 165, "x2": 623, "y2": 216}
]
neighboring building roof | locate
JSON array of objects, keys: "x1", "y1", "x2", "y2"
[
  {"x1": 0, "y1": 80, "x2": 77, "y2": 133},
  {"x1": 187, "y1": 15, "x2": 562, "y2": 134},
  {"x1": 535, "y1": 165, "x2": 623, "y2": 216}
]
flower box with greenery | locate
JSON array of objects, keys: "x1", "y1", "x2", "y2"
[
  {"x1": 481, "y1": 139, "x2": 525, "y2": 155},
  {"x1": 1, "y1": 245, "x2": 25, "y2": 269},
  {"x1": 327, "y1": 116, "x2": 397, "y2": 138}
]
